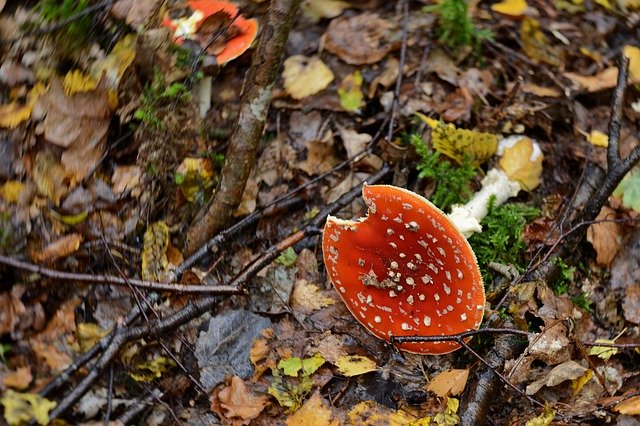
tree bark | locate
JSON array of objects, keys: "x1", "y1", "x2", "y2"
[{"x1": 186, "y1": 0, "x2": 301, "y2": 254}]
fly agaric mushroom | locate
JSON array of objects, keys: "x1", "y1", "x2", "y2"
[
  {"x1": 162, "y1": 0, "x2": 258, "y2": 64},
  {"x1": 323, "y1": 184, "x2": 485, "y2": 354}
]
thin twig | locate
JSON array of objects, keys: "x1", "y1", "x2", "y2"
[{"x1": 0, "y1": 254, "x2": 242, "y2": 294}]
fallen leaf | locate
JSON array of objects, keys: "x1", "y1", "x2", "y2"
[
  {"x1": 2, "y1": 181, "x2": 25, "y2": 203},
  {"x1": 491, "y1": 0, "x2": 528, "y2": 17},
  {"x1": 433, "y1": 397, "x2": 460, "y2": 426},
  {"x1": 29, "y1": 299, "x2": 79, "y2": 372},
  {"x1": 298, "y1": 140, "x2": 339, "y2": 175},
  {"x1": 368, "y1": 57, "x2": 399, "y2": 97},
  {"x1": 0, "y1": 288, "x2": 26, "y2": 336},
  {"x1": 38, "y1": 75, "x2": 111, "y2": 183},
  {"x1": 564, "y1": 67, "x2": 618, "y2": 92},
  {"x1": 427, "y1": 369, "x2": 470, "y2": 397},
  {"x1": 0, "y1": 83, "x2": 47, "y2": 129},
  {"x1": 32, "y1": 233, "x2": 83, "y2": 263},
  {"x1": 526, "y1": 360, "x2": 588, "y2": 395},
  {"x1": 111, "y1": 0, "x2": 162, "y2": 27},
  {"x1": 77, "y1": 323, "x2": 109, "y2": 352},
  {"x1": 291, "y1": 279, "x2": 335, "y2": 314},
  {"x1": 282, "y1": 55, "x2": 334, "y2": 100},
  {"x1": 32, "y1": 151, "x2": 69, "y2": 205},
  {"x1": 111, "y1": 165, "x2": 142, "y2": 197},
  {"x1": 130, "y1": 356, "x2": 175, "y2": 381},
  {"x1": 613, "y1": 167, "x2": 640, "y2": 212},
  {"x1": 286, "y1": 391, "x2": 338, "y2": 426},
  {"x1": 62, "y1": 70, "x2": 99, "y2": 95},
  {"x1": 212, "y1": 375, "x2": 268, "y2": 421},
  {"x1": 586, "y1": 206, "x2": 621, "y2": 268},
  {"x1": 498, "y1": 136, "x2": 543, "y2": 190},
  {"x1": 347, "y1": 400, "x2": 418, "y2": 424},
  {"x1": 571, "y1": 369, "x2": 593, "y2": 395},
  {"x1": 3, "y1": 367, "x2": 32, "y2": 390},
  {"x1": 301, "y1": 0, "x2": 349, "y2": 22},
  {"x1": 622, "y1": 285, "x2": 640, "y2": 324},
  {"x1": 279, "y1": 353, "x2": 325, "y2": 377},
  {"x1": 141, "y1": 221, "x2": 169, "y2": 281},
  {"x1": 324, "y1": 13, "x2": 394, "y2": 65},
  {"x1": 520, "y1": 17, "x2": 563, "y2": 67},
  {"x1": 337, "y1": 70, "x2": 364, "y2": 112},
  {"x1": 525, "y1": 405, "x2": 555, "y2": 426},
  {"x1": 521, "y1": 82, "x2": 561, "y2": 97},
  {"x1": 334, "y1": 355, "x2": 377, "y2": 377},
  {"x1": 0, "y1": 390, "x2": 56, "y2": 426},
  {"x1": 614, "y1": 395, "x2": 640, "y2": 415},
  {"x1": 424, "y1": 118, "x2": 498, "y2": 165},
  {"x1": 175, "y1": 157, "x2": 214, "y2": 203},
  {"x1": 588, "y1": 130, "x2": 608, "y2": 147}
]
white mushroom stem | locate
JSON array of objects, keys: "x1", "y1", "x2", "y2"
[
  {"x1": 447, "y1": 136, "x2": 543, "y2": 238},
  {"x1": 447, "y1": 168, "x2": 520, "y2": 237}
]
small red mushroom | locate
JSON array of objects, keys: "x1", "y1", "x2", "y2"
[
  {"x1": 322, "y1": 184, "x2": 485, "y2": 355},
  {"x1": 162, "y1": 0, "x2": 258, "y2": 64}
]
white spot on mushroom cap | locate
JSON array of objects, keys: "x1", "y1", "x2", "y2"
[
  {"x1": 434, "y1": 293, "x2": 440, "y2": 302},
  {"x1": 390, "y1": 261, "x2": 399, "y2": 269},
  {"x1": 443, "y1": 284, "x2": 451, "y2": 295},
  {"x1": 402, "y1": 203, "x2": 413, "y2": 210},
  {"x1": 461, "y1": 313, "x2": 467, "y2": 321},
  {"x1": 374, "y1": 316, "x2": 382, "y2": 323},
  {"x1": 387, "y1": 228, "x2": 394, "y2": 235},
  {"x1": 401, "y1": 322, "x2": 411, "y2": 330},
  {"x1": 423, "y1": 316, "x2": 431, "y2": 326}
]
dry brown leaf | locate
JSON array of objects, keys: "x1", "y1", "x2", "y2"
[
  {"x1": 0, "y1": 288, "x2": 26, "y2": 336},
  {"x1": 29, "y1": 298, "x2": 79, "y2": 372},
  {"x1": 347, "y1": 400, "x2": 417, "y2": 424},
  {"x1": 614, "y1": 395, "x2": 640, "y2": 415},
  {"x1": 622, "y1": 285, "x2": 640, "y2": 324},
  {"x1": 586, "y1": 206, "x2": 622, "y2": 268},
  {"x1": 3, "y1": 367, "x2": 33, "y2": 390},
  {"x1": 286, "y1": 391, "x2": 338, "y2": 426},
  {"x1": 111, "y1": 165, "x2": 142, "y2": 197},
  {"x1": 521, "y1": 82, "x2": 561, "y2": 97},
  {"x1": 212, "y1": 375, "x2": 268, "y2": 422},
  {"x1": 283, "y1": 56, "x2": 334, "y2": 100},
  {"x1": 427, "y1": 369, "x2": 470, "y2": 397},
  {"x1": 32, "y1": 151, "x2": 69, "y2": 205},
  {"x1": 110, "y1": 0, "x2": 161, "y2": 28},
  {"x1": 298, "y1": 140, "x2": 339, "y2": 176},
  {"x1": 38, "y1": 75, "x2": 111, "y2": 183},
  {"x1": 32, "y1": 233, "x2": 83, "y2": 263},
  {"x1": 141, "y1": 221, "x2": 169, "y2": 281},
  {"x1": 369, "y1": 57, "x2": 399, "y2": 97},
  {"x1": 526, "y1": 360, "x2": 588, "y2": 395},
  {"x1": 324, "y1": 13, "x2": 393, "y2": 65},
  {"x1": 291, "y1": 279, "x2": 336, "y2": 314},
  {"x1": 564, "y1": 67, "x2": 618, "y2": 92}
]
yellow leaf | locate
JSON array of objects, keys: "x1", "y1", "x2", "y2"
[
  {"x1": 90, "y1": 33, "x2": 137, "y2": 89},
  {"x1": 588, "y1": 339, "x2": 618, "y2": 360},
  {"x1": 0, "y1": 390, "x2": 56, "y2": 426},
  {"x1": 623, "y1": 45, "x2": 640, "y2": 82},
  {"x1": 283, "y1": 55, "x2": 334, "y2": 100},
  {"x1": 141, "y1": 221, "x2": 170, "y2": 281},
  {"x1": 334, "y1": 355, "x2": 377, "y2": 377},
  {"x1": 337, "y1": 70, "x2": 364, "y2": 113},
  {"x1": 614, "y1": 395, "x2": 640, "y2": 415},
  {"x1": 49, "y1": 209, "x2": 89, "y2": 225},
  {"x1": 3, "y1": 367, "x2": 32, "y2": 390},
  {"x1": 175, "y1": 157, "x2": 214, "y2": 203},
  {"x1": 498, "y1": 136, "x2": 543, "y2": 191},
  {"x1": 347, "y1": 400, "x2": 417, "y2": 425},
  {"x1": 526, "y1": 404, "x2": 555, "y2": 426},
  {"x1": 0, "y1": 83, "x2": 47, "y2": 129},
  {"x1": 77, "y1": 322, "x2": 109, "y2": 352},
  {"x1": 63, "y1": 70, "x2": 98, "y2": 95},
  {"x1": 594, "y1": 0, "x2": 613, "y2": 9},
  {"x1": 286, "y1": 391, "x2": 338, "y2": 426},
  {"x1": 491, "y1": 0, "x2": 528, "y2": 17},
  {"x1": 2, "y1": 181, "x2": 24, "y2": 203},
  {"x1": 589, "y1": 130, "x2": 608, "y2": 147},
  {"x1": 301, "y1": 0, "x2": 350, "y2": 22},
  {"x1": 415, "y1": 112, "x2": 440, "y2": 129},
  {"x1": 571, "y1": 369, "x2": 593, "y2": 395},
  {"x1": 431, "y1": 120, "x2": 498, "y2": 165},
  {"x1": 520, "y1": 17, "x2": 563, "y2": 67},
  {"x1": 130, "y1": 356, "x2": 175, "y2": 382},
  {"x1": 433, "y1": 397, "x2": 460, "y2": 426},
  {"x1": 427, "y1": 369, "x2": 470, "y2": 397},
  {"x1": 291, "y1": 279, "x2": 335, "y2": 314}
]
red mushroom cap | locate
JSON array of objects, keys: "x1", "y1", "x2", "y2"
[
  {"x1": 322, "y1": 184, "x2": 485, "y2": 355},
  {"x1": 162, "y1": 0, "x2": 258, "y2": 64}
]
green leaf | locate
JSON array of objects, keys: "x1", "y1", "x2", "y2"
[
  {"x1": 613, "y1": 167, "x2": 640, "y2": 212},
  {"x1": 276, "y1": 247, "x2": 298, "y2": 267}
]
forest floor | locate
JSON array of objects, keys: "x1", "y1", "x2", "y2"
[{"x1": 1, "y1": 0, "x2": 640, "y2": 425}]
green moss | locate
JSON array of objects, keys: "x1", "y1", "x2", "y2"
[
  {"x1": 468, "y1": 197, "x2": 540, "y2": 284},
  {"x1": 38, "y1": 0, "x2": 92, "y2": 53},
  {"x1": 551, "y1": 257, "x2": 575, "y2": 295},
  {"x1": 410, "y1": 134, "x2": 476, "y2": 211},
  {"x1": 134, "y1": 72, "x2": 191, "y2": 130},
  {"x1": 423, "y1": 0, "x2": 493, "y2": 55}
]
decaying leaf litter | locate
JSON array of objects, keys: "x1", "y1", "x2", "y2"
[{"x1": 1, "y1": 0, "x2": 640, "y2": 424}]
